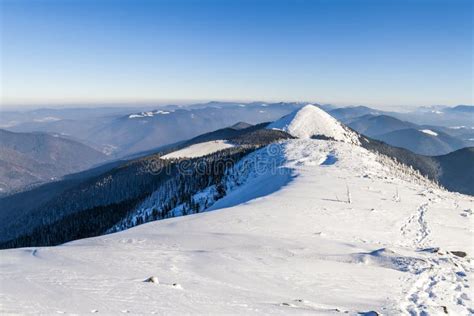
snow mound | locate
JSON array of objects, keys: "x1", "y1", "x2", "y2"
[
  {"x1": 351, "y1": 248, "x2": 430, "y2": 273},
  {"x1": 267, "y1": 104, "x2": 361, "y2": 144},
  {"x1": 161, "y1": 140, "x2": 235, "y2": 159}
]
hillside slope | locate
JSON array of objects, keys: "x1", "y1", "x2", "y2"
[
  {"x1": 0, "y1": 129, "x2": 107, "y2": 194},
  {"x1": 0, "y1": 123, "x2": 291, "y2": 245},
  {"x1": 347, "y1": 114, "x2": 417, "y2": 137},
  {"x1": 434, "y1": 147, "x2": 474, "y2": 195},
  {"x1": 1, "y1": 139, "x2": 472, "y2": 315},
  {"x1": 375, "y1": 128, "x2": 467, "y2": 156}
]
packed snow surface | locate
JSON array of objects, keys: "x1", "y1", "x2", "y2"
[
  {"x1": 1, "y1": 139, "x2": 473, "y2": 315},
  {"x1": 419, "y1": 129, "x2": 438, "y2": 136},
  {"x1": 267, "y1": 104, "x2": 361, "y2": 144},
  {"x1": 161, "y1": 140, "x2": 235, "y2": 159}
]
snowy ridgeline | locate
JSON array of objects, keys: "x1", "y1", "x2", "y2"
[
  {"x1": 109, "y1": 142, "x2": 288, "y2": 232},
  {"x1": 110, "y1": 103, "x2": 446, "y2": 236},
  {"x1": 118, "y1": 104, "x2": 445, "y2": 235},
  {"x1": 110, "y1": 139, "x2": 441, "y2": 234},
  {"x1": 1, "y1": 138, "x2": 472, "y2": 315}
]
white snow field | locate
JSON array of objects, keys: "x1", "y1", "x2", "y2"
[
  {"x1": 1, "y1": 105, "x2": 473, "y2": 315},
  {"x1": 161, "y1": 140, "x2": 235, "y2": 159}
]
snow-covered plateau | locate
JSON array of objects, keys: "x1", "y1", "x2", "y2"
[
  {"x1": 1, "y1": 105, "x2": 473, "y2": 315},
  {"x1": 161, "y1": 140, "x2": 235, "y2": 159}
]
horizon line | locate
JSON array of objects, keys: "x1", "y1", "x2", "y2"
[{"x1": 1, "y1": 98, "x2": 472, "y2": 111}]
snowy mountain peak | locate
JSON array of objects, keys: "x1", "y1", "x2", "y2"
[{"x1": 267, "y1": 104, "x2": 361, "y2": 144}]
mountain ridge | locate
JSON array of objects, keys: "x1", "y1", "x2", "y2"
[
  {"x1": 1, "y1": 107, "x2": 472, "y2": 249},
  {"x1": 0, "y1": 129, "x2": 108, "y2": 194}
]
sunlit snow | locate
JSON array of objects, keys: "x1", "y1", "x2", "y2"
[
  {"x1": 1, "y1": 139, "x2": 472, "y2": 315},
  {"x1": 161, "y1": 140, "x2": 235, "y2": 159},
  {"x1": 419, "y1": 129, "x2": 438, "y2": 136},
  {"x1": 267, "y1": 104, "x2": 361, "y2": 144}
]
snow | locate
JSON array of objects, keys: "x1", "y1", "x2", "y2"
[
  {"x1": 33, "y1": 116, "x2": 61, "y2": 122},
  {"x1": 1, "y1": 139, "x2": 472, "y2": 315},
  {"x1": 267, "y1": 104, "x2": 361, "y2": 144},
  {"x1": 419, "y1": 129, "x2": 438, "y2": 136},
  {"x1": 101, "y1": 144, "x2": 118, "y2": 156},
  {"x1": 128, "y1": 110, "x2": 171, "y2": 118},
  {"x1": 450, "y1": 126, "x2": 474, "y2": 130},
  {"x1": 161, "y1": 140, "x2": 235, "y2": 159}
]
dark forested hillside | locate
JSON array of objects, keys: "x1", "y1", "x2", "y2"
[
  {"x1": 433, "y1": 147, "x2": 474, "y2": 195},
  {"x1": 0, "y1": 147, "x2": 255, "y2": 249},
  {"x1": 0, "y1": 123, "x2": 293, "y2": 249},
  {"x1": 360, "y1": 137, "x2": 474, "y2": 196}
]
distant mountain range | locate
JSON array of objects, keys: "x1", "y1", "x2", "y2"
[
  {"x1": 345, "y1": 114, "x2": 470, "y2": 155},
  {"x1": 3, "y1": 103, "x2": 472, "y2": 158},
  {"x1": 347, "y1": 114, "x2": 416, "y2": 136},
  {"x1": 328, "y1": 105, "x2": 383, "y2": 122},
  {"x1": 374, "y1": 128, "x2": 466, "y2": 156},
  {"x1": 4, "y1": 102, "x2": 307, "y2": 157},
  {"x1": 330, "y1": 104, "x2": 474, "y2": 127},
  {"x1": 1, "y1": 103, "x2": 472, "y2": 194},
  {"x1": 0, "y1": 129, "x2": 107, "y2": 194}
]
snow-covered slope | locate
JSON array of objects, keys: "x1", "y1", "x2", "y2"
[
  {"x1": 267, "y1": 104, "x2": 361, "y2": 144},
  {"x1": 1, "y1": 139, "x2": 472, "y2": 315},
  {"x1": 161, "y1": 140, "x2": 235, "y2": 159}
]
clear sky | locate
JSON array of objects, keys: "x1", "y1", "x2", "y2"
[{"x1": 1, "y1": 0, "x2": 472, "y2": 108}]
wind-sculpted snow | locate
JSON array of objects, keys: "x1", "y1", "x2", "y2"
[
  {"x1": 208, "y1": 143, "x2": 293, "y2": 211},
  {"x1": 1, "y1": 139, "x2": 472, "y2": 315}
]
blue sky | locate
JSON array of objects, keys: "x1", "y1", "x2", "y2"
[{"x1": 1, "y1": 0, "x2": 472, "y2": 108}]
